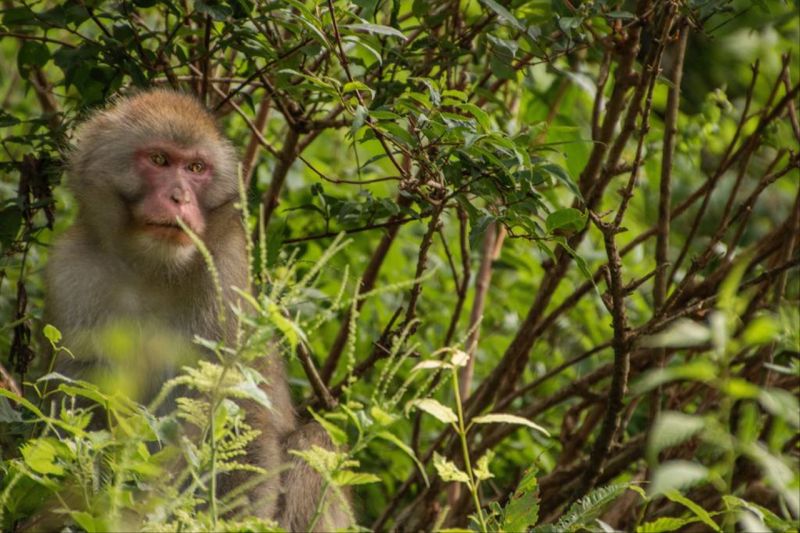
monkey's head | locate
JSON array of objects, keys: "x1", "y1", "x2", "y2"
[{"x1": 67, "y1": 89, "x2": 238, "y2": 266}]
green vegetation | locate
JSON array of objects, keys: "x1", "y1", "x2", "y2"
[{"x1": 1, "y1": 0, "x2": 798, "y2": 531}]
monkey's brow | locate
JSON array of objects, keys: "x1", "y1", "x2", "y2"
[{"x1": 139, "y1": 139, "x2": 210, "y2": 158}]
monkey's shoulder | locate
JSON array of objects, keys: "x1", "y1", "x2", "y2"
[{"x1": 46, "y1": 228, "x2": 167, "y2": 326}]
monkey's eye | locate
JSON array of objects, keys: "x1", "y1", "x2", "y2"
[
  {"x1": 187, "y1": 161, "x2": 206, "y2": 174},
  {"x1": 149, "y1": 152, "x2": 168, "y2": 166}
]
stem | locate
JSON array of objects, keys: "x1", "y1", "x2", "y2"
[
  {"x1": 209, "y1": 401, "x2": 218, "y2": 527},
  {"x1": 307, "y1": 480, "x2": 331, "y2": 531},
  {"x1": 451, "y1": 368, "x2": 487, "y2": 532}
]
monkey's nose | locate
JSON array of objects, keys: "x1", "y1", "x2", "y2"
[{"x1": 170, "y1": 187, "x2": 190, "y2": 204}]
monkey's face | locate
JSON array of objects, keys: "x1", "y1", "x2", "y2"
[
  {"x1": 67, "y1": 90, "x2": 239, "y2": 268},
  {"x1": 130, "y1": 141, "x2": 211, "y2": 247}
]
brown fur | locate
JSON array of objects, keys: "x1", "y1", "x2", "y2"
[{"x1": 44, "y1": 89, "x2": 350, "y2": 531}]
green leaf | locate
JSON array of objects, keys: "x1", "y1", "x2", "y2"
[
  {"x1": 266, "y1": 301, "x2": 304, "y2": 351},
  {"x1": 195, "y1": 0, "x2": 233, "y2": 20},
  {"x1": 0, "y1": 397, "x2": 21, "y2": 423},
  {"x1": 458, "y1": 103, "x2": 492, "y2": 132},
  {"x1": 409, "y1": 398, "x2": 458, "y2": 424},
  {"x1": 758, "y1": 387, "x2": 800, "y2": 427},
  {"x1": 433, "y1": 452, "x2": 470, "y2": 483},
  {"x1": 648, "y1": 412, "x2": 705, "y2": 462},
  {"x1": 472, "y1": 413, "x2": 550, "y2": 436},
  {"x1": 502, "y1": 467, "x2": 539, "y2": 531},
  {"x1": 376, "y1": 430, "x2": 430, "y2": 487},
  {"x1": 343, "y1": 80, "x2": 373, "y2": 97},
  {"x1": 231, "y1": 364, "x2": 272, "y2": 409},
  {"x1": 17, "y1": 41, "x2": 49, "y2": 76},
  {"x1": 333, "y1": 470, "x2": 381, "y2": 486},
  {"x1": 20, "y1": 438, "x2": 65, "y2": 476},
  {"x1": 543, "y1": 163, "x2": 582, "y2": 200},
  {"x1": 743, "y1": 442, "x2": 799, "y2": 515},
  {"x1": 554, "y1": 483, "x2": 629, "y2": 531},
  {"x1": 0, "y1": 110, "x2": 20, "y2": 127},
  {"x1": 637, "y1": 516, "x2": 700, "y2": 532},
  {"x1": 720, "y1": 378, "x2": 760, "y2": 399},
  {"x1": 737, "y1": 510, "x2": 770, "y2": 533},
  {"x1": 410, "y1": 360, "x2": 453, "y2": 372},
  {"x1": 741, "y1": 315, "x2": 780, "y2": 345},
  {"x1": 474, "y1": 450, "x2": 494, "y2": 481},
  {"x1": 309, "y1": 407, "x2": 348, "y2": 446},
  {"x1": 546, "y1": 208, "x2": 586, "y2": 233},
  {"x1": 0, "y1": 205, "x2": 22, "y2": 248},
  {"x1": 0, "y1": 388, "x2": 85, "y2": 436},
  {"x1": 642, "y1": 319, "x2": 710, "y2": 348},
  {"x1": 633, "y1": 359, "x2": 717, "y2": 394},
  {"x1": 70, "y1": 511, "x2": 98, "y2": 532},
  {"x1": 649, "y1": 461, "x2": 708, "y2": 496},
  {"x1": 722, "y1": 495, "x2": 790, "y2": 531},
  {"x1": 663, "y1": 489, "x2": 721, "y2": 532},
  {"x1": 345, "y1": 23, "x2": 407, "y2": 40},
  {"x1": 479, "y1": 0, "x2": 524, "y2": 31},
  {"x1": 369, "y1": 405, "x2": 398, "y2": 427},
  {"x1": 43, "y1": 324, "x2": 62, "y2": 344}
]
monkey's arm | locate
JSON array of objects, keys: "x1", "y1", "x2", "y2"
[{"x1": 280, "y1": 423, "x2": 353, "y2": 532}]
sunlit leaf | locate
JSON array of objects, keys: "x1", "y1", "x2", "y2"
[
  {"x1": 648, "y1": 412, "x2": 705, "y2": 462},
  {"x1": 433, "y1": 452, "x2": 469, "y2": 483},
  {"x1": 649, "y1": 461, "x2": 708, "y2": 496},
  {"x1": 663, "y1": 489, "x2": 721, "y2": 532},
  {"x1": 472, "y1": 413, "x2": 550, "y2": 436},
  {"x1": 409, "y1": 398, "x2": 458, "y2": 424}
]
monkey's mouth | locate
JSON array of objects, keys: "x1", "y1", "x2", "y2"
[{"x1": 141, "y1": 221, "x2": 193, "y2": 245}]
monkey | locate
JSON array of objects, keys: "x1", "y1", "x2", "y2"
[{"x1": 42, "y1": 89, "x2": 350, "y2": 531}]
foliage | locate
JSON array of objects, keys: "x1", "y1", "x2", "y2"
[{"x1": 1, "y1": 0, "x2": 799, "y2": 531}]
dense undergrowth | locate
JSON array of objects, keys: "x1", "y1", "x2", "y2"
[{"x1": 1, "y1": 0, "x2": 799, "y2": 531}]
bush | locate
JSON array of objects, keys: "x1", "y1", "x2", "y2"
[{"x1": 1, "y1": 0, "x2": 798, "y2": 531}]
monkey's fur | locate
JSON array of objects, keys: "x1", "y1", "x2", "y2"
[{"x1": 44, "y1": 90, "x2": 350, "y2": 530}]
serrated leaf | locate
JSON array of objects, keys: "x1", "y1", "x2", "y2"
[
  {"x1": 333, "y1": 470, "x2": 381, "y2": 486},
  {"x1": 502, "y1": 467, "x2": 539, "y2": 531},
  {"x1": 555, "y1": 483, "x2": 628, "y2": 531},
  {"x1": 472, "y1": 413, "x2": 550, "y2": 436},
  {"x1": 21, "y1": 438, "x2": 65, "y2": 476},
  {"x1": 474, "y1": 450, "x2": 494, "y2": 481},
  {"x1": 433, "y1": 452, "x2": 469, "y2": 483}
]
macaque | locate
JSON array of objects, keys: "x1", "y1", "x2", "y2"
[{"x1": 44, "y1": 89, "x2": 349, "y2": 530}]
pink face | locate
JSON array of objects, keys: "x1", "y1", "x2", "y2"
[{"x1": 132, "y1": 142, "x2": 212, "y2": 246}]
